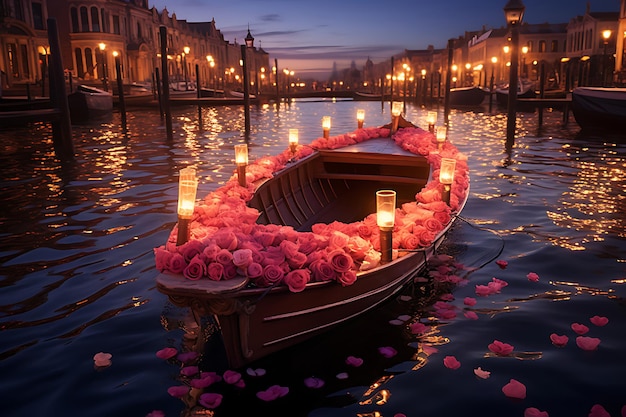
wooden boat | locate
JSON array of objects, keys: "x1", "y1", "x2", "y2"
[
  {"x1": 353, "y1": 91, "x2": 384, "y2": 101},
  {"x1": 199, "y1": 87, "x2": 225, "y2": 98},
  {"x1": 448, "y1": 86, "x2": 488, "y2": 107},
  {"x1": 155, "y1": 117, "x2": 469, "y2": 368},
  {"x1": 571, "y1": 87, "x2": 626, "y2": 134},
  {"x1": 67, "y1": 84, "x2": 113, "y2": 122},
  {"x1": 495, "y1": 80, "x2": 536, "y2": 107}
]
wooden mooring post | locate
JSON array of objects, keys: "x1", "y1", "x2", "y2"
[{"x1": 159, "y1": 26, "x2": 173, "y2": 140}]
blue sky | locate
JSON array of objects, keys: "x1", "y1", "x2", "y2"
[{"x1": 150, "y1": 0, "x2": 621, "y2": 78}]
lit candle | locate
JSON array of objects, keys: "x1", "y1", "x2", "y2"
[
  {"x1": 391, "y1": 102, "x2": 403, "y2": 134},
  {"x1": 356, "y1": 109, "x2": 365, "y2": 129},
  {"x1": 376, "y1": 190, "x2": 396, "y2": 263},
  {"x1": 427, "y1": 111, "x2": 437, "y2": 133},
  {"x1": 289, "y1": 128, "x2": 299, "y2": 153},
  {"x1": 177, "y1": 167, "x2": 198, "y2": 245},
  {"x1": 439, "y1": 158, "x2": 456, "y2": 205},
  {"x1": 436, "y1": 126, "x2": 447, "y2": 150},
  {"x1": 322, "y1": 116, "x2": 331, "y2": 138},
  {"x1": 234, "y1": 143, "x2": 248, "y2": 186}
]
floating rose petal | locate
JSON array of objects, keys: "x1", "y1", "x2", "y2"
[
  {"x1": 345, "y1": 356, "x2": 364, "y2": 367},
  {"x1": 180, "y1": 366, "x2": 199, "y2": 377},
  {"x1": 524, "y1": 407, "x2": 549, "y2": 417},
  {"x1": 410, "y1": 322, "x2": 429, "y2": 334},
  {"x1": 440, "y1": 293, "x2": 454, "y2": 301},
  {"x1": 394, "y1": 414, "x2": 407, "y2": 417},
  {"x1": 571, "y1": 323, "x2": 589, "y2": 335},
  {"x1": 464, "y1": 311, "x2": 478, "y2": 320},
  {"x1": 145, "y1": 411, "x2": 165, "y2": 417},
  {"x1": 576, "y1": 336, "x2": 601, "y2": 351},
  {"x1": 527, "y1": 272, "x2": 539, "y2": 282},
  {"x1": 399, "y1": 295, "x2": 412, "y2": 302},
  {"x1": 223, "y1": 370, "x2": 242, "y2": 385},
  {"x1": 443, "y1": 355, "x2": 461, "y2": 370},
  {"x1": 378, "y1": 346, "x2": 398, "y2": 358},
  {"x1": 256, "y1": 385, "x2": 289, "y2": 401},
  {"x1": 304, "y1": 377, "x2": 325, "y2": 389},
  {"x1": 589, "y1": 404, "x2": 611, "y2": 417},
  {"x1": 474, "y1": 367, "x2": 490, "y2": 379},
  {"x1": 93, "y1": 352, "x2": 112, "y2": 367},
  {"x1": 336, "y1": 372, "x2": 349, "y2": 380},
  {"x1": 176, "y1": 351, "x2": 198, "y2": 363},
  {"x1": 496, "y1": 260, "x2": 508, "y2": 269},
  {"x1": 435, "y1": 309, "x2": 457, "y2": 320},
  {"x1": 475, "y1": 284, "x2": 493, "y2": 297},
  {"x1": 246, "y1": 367, "x2": 266, "y2": 377},
  {"x1": 488, "y1": 340, "x2": 514, "y2": 356},
  {"x1": 199, "y1": 393, "x2": 223, "y2": 409},
  {"x1": 463, "y1": 297, "x2": 477, "y2": 306},
  {"x1": 167, "y1": 385, "x2": 189, "y2": 398},
  {"x1": 156, "y1": 347, "x2": 178, "y2": 360},
  {"x1": 550, "y1": 333, "x2": 569, "y2": 347},
  {"x1": 502, "y1": 379, "x2": 526, "y2": 399},
  {"x1": 389, "y1": 319, "x2": 405, "y2": 325},
  {"x1": 590, "y1": 315, "x2": 609, "y2": 327}
]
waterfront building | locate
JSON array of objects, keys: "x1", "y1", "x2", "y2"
[{"x1": 0, "y1": 0, "x2": 269, "y2": 95}]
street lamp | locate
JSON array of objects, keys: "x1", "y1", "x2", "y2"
[
  {"x1": 242, "y1": 27, "x2": 254, "y2": 138},
  {"x1": 182, "y1": 46, "x2": 190, "y2": 91},
  {"x1": 98, "y1": 42, "x2": 108, "y2": 91},
  {"x1": 521, "y1": 45, "x2": 528, "y2": 78},
  {"x1": 503, "y1": 0, "x2": 526, "y2": 147},
  {"x1": 489, "y1": 56, "x2": 498, "y2": 111},
  {"x1": 602, "y1": 30, "x2": 612, "y2": 87}
]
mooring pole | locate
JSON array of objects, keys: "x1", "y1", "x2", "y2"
[{"x1": 159, "y1": 26, "x2": 173, "y2": 140}]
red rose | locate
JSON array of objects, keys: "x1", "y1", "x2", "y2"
[
  {"x1": 183, "y1": 255, "x2": 206, "y2": 280},
  {"x1": 328, "y1": 249, "x2": 354, "y2": 273},
  {"x1": 260, "y1": 264, "x2": 284, "y2": 287},
  {"x1": 207, "y1": 262, "x2": 224, "y2": 281},
  {"x1": 337, "y1": 270, "x2": 357, "y2": 286},
  {"x1": 284, "y1": 269, "x2": 311, "y2": 292},
  {"x1": 309, "y1": 259, "x2": 336, "y2": 282}
]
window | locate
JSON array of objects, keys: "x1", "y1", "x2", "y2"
[
  {"x1": 539, "y1": 41, "x2": 546, "y2": 52},
  {"x1": 80, "y1": 7, "x2": 89, "y2": 32},
  {"x1": 13, "y1": 0, "x2": 24, "y2": 21},
  {"x1": 75, "y1": 48, "x2": 84, "y2": 78},
  {"x1": 8, "y1": 43, "x2": 19, "y2": 78},
  {"x1": 113, "y1": 15, "x2": 120, "y2": 35},
  {"x1": 91, "y1": 7, "x2": 100, "y2": 32},
  {"x1": 551, "y1": 40, "x2": 558, "y2": 52},
  {"x1": 85, "y1": 48, "x2": 94, "y2": 77},
  {"x1": 71, "y1": 8, "x2": 79, "y2": 33},
  {"x1": 101, "y1": 9, "x2": 107, "y2": 33},
  {"x1": 137, "y1": 22, "x2": 142, "y2": 39},
  {"x1": 20, "y1": 44, "x2": 30, "y2": 78},
  {"x1": 32, "y1": 2, "x2": 44, "y2": 30},
  {"x1": 527, "y1": 41, "x2": 533, "y2": 52}
]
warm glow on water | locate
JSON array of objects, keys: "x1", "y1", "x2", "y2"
[{"x1": 0, "y1": 100, "x2": 624, "y2": 417}]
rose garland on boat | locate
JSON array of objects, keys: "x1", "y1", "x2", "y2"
[{"x1": 154, "y1": 126, "x2": 469, "y2": 292}]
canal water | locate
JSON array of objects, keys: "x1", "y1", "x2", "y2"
[{"x1": 1, "y1": 99, "x2": 625, "y2": 417}]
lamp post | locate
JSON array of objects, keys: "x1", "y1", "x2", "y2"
[
  {"x1": 242, "y1": 28, "x2": 254, "y2": 138},
  {"x1": 234, "y1": 144, "x2": 248, "y2": 186},
  {"x1": 489, "y1": 56, "x2": 497, "y2": 111},
  {"x1": 182, "y1": 46, "x2": 190, "y2": 91},
  {"x1": 98, "y1": 42, "x2": 108, "y2": 91},
  {"x1": 503, "y1": 0, "x2": 526, "y2": 148},
  {"x1": 439, "y1": 158, "x2": 456, "y2": 205},
  {"x1": 176, "y1": 167, "x2": 198, "y2": 246},
  {"x1": 601, "y1": 32, "x2": 609, "y2": 85},
  {"x1": 521, "y1": 46, "x2": 528, "y2": 78}
]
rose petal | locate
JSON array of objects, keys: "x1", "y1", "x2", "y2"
[
  {"x1": 502, "y1": 379, "x2": 526, "y2": 399},
  {"x1": 156, "y1": 347, "x2": 178, "y2": 360},
  {"x1": 199, "y1": 393, "x2": 223, "y2": 409},
  {"x1": 571, "y1": 323, "x2": 589, "y2": 335},
  {"x1": 496, "y1": 260, "x2": 508, "y2": 269},
  {"x1": 336, "y1": 372, "x2": 349, "y2": 380},
  {"x1": 524, "y1": 407, "x2": 549, "y2": 417},
  {"x1": 488, "y1": 340, "x2": 514, "y2": 356},
  {"x1": 223, "y1": 370, "x2": 242, "y2": 385},
  {"x1": 550, "y1": 333, "x2": 569, "y2": 347},
  {"x1": 378, "y1": 346, "x2": 398, "y2": 358},
  {"x1": 304, "y1": 377, "x2": 325, "y2": 388},
  {"x1": 93, "y1": 352, "x2": 112, "y2": 367},
  {"x1": 463, "y1": 297, "x2": 477, "y2": 306},
  {"x1": 246, "y1": 367, "x2": 266, "y2": 377},
  {"x1": 167, "y1": 385, "x2": 189, "y2": 398},
  {"x1": 464, "y1": 311, "x2": 479, "y2": 320},
  {"x1": 527, "y1": 272, "x2": 539, "y2": 282},
  {"x1": 443, "y1": 355, "x2": 461, "y2": 370},
  {"x1": 589, "y1": 404, "x2": 611, "y2": 417},
  {"x1": 590, "y1": 315, "x2": 609, "y2": 327},
  {"x1": 345, "y1": 356, "x2": 363, "y2": 367},
  {"x1": 474, "y1": 367, "x2": 490, "y2": 379},
  {"x1": 576, "y1": 336, "x2": 601, "y2": 351},
  {"x1": 176, "y1": 351, "x2": 199, "y2": 363}
]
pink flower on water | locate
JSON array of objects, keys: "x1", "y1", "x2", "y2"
[
  {"x1": 378, "y1": 346, "x2": 398, "y2": 358},
  {"x1": 223, "y1": 370, "x2": 242, "y2": 385},
  {"x1": 589, "y1": 404, "x2": 611, "y2": 417},
  {"x1": 524, "y1": 407, "x2": 549, "y2": 417},
  {"x1": 93, "y1": 352, "x2": 112, "y2": 367},
  {"x1": 488, "y1": 340, "x2": 514, "y2": 356},
  {"x1": 177, "y1": 351, "x2": 198, "y2": 363},
  {"x1": 576, "y1": 336, "x2": 601, "y2": 351},
  {"x1": 256, "y1": 385, "x2": 289, "y2": 401},
  {"x1": 590, "y1": 315, "x2": 609, "y2": 326},
  {"x1": 550, "y1": 333, "x2": 569, "y2": 347},
  {"x1": 463, "y1": 297, "x2": 477, "y2": 306},
  {"x1": 443, "y1": 356, "x2": 461, "y2": 369},
  {"x1": 474, "y1": 367, "x2": 491, "y2": 379},
  {"x1": 464, "y1": 310, "x2": 479, "y2": 320},
  {"x1": 304, "y1": 377, "x2": 325, "y2": 389},
  {"x1": 156, "y1": 347, "x2": 178, "y2": 360},
  {"x1": 571, "y1": 323, "x2": 590, "y2": 335},
  {"x1": 145, "y1": 411, "x2": 165, "y2": 417},
  {"x1": 502, "y1": 379, "x2": 526, "y2": 399},
  {"x1": 409, "y1": 322, "x2": 429, "y2": 334},
  {"x1": 199, "y1": 393, "x2": 223, "y2": 409},
  {"x1": 345, "y1": 356, "x2": 364, "y2": 367},
  {"x1": 527, "y1": 272, "x2": 539, "y2": 282},
  {"x1": 167, "y1": 385, "x2": 189, "y2": 398},
  {"x1": 246, "y1": 368, "x2": 266, "y2": 377},
  {"x1": 180, "y1": 366, "x2": 199, "y2": 377},
  {"x1": 496, "y1": 260, "x2": 508, "y2": 269},
  {"x1": 475, "y1": 284, "x2": 493, "y2": 296}
]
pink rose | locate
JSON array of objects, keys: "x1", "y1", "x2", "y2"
[
  {"x1": 213, "y1": 230, "x2": 238, "y2": 250},
  {"x1": 287, "y1": 251, "x2": 308, "y2": 269},
  {"x1": 180, "y1": 239, "x2": 204, "y2": 263},
  {"x1": 168, "y1": 253, "x2": 186, "y2": 274},
  {"x1": 400, "y1": 232, "x2": 420, "y2": 249},
  {"x1": 423, "y1": 217, "x2": 443, "y2": 233},
  {"x1": 154, "y1": 246, "x2": 172, "y2": 272},
  {"x1": 328, "y1": 249, "x2": 354, "y2": 273},
  {"x1": 279, "y1": 240, "x2": 300, "y2": 258},
  {"x1": 337, "y1": 270, "x2": 357, "y2": 286},
  {"x1": 576, "y1": 336, "x2": 601, "y2": 351},
  {"x1": 284, "y1": 269, "x2": 311, "y2": 292},
  {"x1": 550, "y1": 333, "x2": 569, "y2": 347},
  {"x1": 488, "y1": 340, "x2": 514, "y2": 356},
  {"x1": 202, "y1": 243, "x2": 220, "y2": 262},
  {"x1": 443, "y1": 355, "x2": 461, "y2": 370},
  {"x1": 232, "y1": 249, "x2": 253, "y2": 268},
  {"x1": 246, "y1": 262, "x2": 263, "y2": 280},
  {"x1": 502, "y1": 379, "x2": 526, "y2": 399},
  {"x1": 309, "y1": 259, "x2": 336, "y2": 282},
  {"x1": 328, "y1": 230, "x2": 350, "y2": 249},
  {"x1": 260, "y1": 264, "x2": 284, "y2": 287},
  {"x1": 346, "y1": 236, "x2": 371, "y2": 260},
  {"x1": 413, "y1": 225, "x2": 435, "y2": 247},
  {"x1": 183, "y1": 255, "x2": 206, "y2": 280},
  {"x1": 223, "y1": 262, "x2": 237, "y2": 280},
  {"x1": 207, "y1": 262, "x2": 224, "y2": 281},
  {"x1": 216, "y1": 248, "x2": 234, "y2": 265}
]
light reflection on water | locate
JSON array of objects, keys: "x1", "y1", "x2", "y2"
[{"x1": 0, "y1": 100, "x2": 625, "y2": 417}]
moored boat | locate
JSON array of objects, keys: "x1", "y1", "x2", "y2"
[
  {"x1": 571, "y1": 86, "x2": 626, "y2": 134},
  {"x1": 155, "y1": 117, "x2": 470, "y2": 368},
  {"x1": 67, "y1": 84, "x2": 113, "y2": 122},
  {"x1": 495, "y1": 80, "x2": 536, "y2": 107},
  {"x1": 448, "y1": 86, "x2": 489, "y2": 107}
]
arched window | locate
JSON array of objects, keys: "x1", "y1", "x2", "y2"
[
  {"x1": 71, "y1": 7, "x2": 79, "y2": 33},
  {"x1": 101, "y1": 9, "x2": 107, "y2": 33},
  {"x1": 91, "y1": 7, "x2": 100, "y2": 32},
  {"x1": 539, "y1": 41, "x2": 546, "y2": 53},
  {"x1": 80, "y1": 6, "x2": 89, "y2": 32},
  {"x1": 85, "y1": 48, "x2": 94, "y2": 77},
  {"x1": 75, "y1": 48, "x2": 84, "y2": 78}
]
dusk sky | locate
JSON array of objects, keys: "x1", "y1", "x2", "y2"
[{"x1": 150, "y1": 0, "x2": 620, "y2": 78}]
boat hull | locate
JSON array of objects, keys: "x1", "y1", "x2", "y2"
[
  {"x1": 68, "y1": 85, "x2": 113, "y2": 122},
  {"x1": 448, "y1": 86, "x2": 488, "y2": 107},
  {"x1": 571, "y1": 87, "x2": 626, "y2": 134}
]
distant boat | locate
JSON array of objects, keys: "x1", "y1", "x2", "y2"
[
  {"x1": 571, "y1": 87, "x2": 626, "y2": 134},
  {"x1": 495, "y1": 81, "x2": 536, "y2": 107},
  {"x1": 227, "y1": 90, "x2": 256, "y2": 99},
  {"x1": 67, "y1": 85, "x2": 112, "y2": 122},
  {"x1": 353, "y1": 92, "x2": 383, "y2": 101},
  {"x1": 448, "y1": 86, "x2": 488, "y2": 107},
  {"x1": 199, "y1": 87, "x2": 225, "y2": 98}
]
